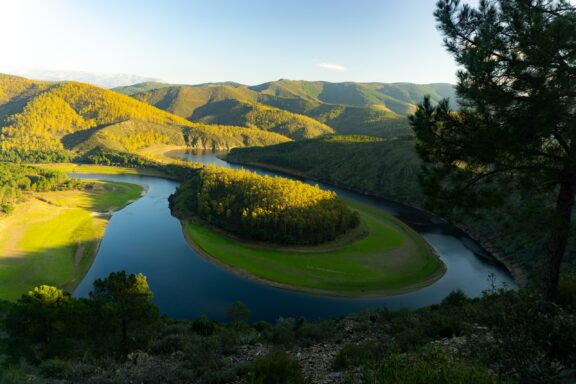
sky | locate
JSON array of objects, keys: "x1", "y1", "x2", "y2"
[{"x1": 0, "y1": 0, "x2": 465, "y2": 85}]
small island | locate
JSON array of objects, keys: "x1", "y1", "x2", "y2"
[{"x1": 170, "y1": 165, "x2": 445, "y2": 295}]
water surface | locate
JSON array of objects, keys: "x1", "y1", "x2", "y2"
[{"x1": 73, "y1": 152, "x2": 514, "y2": 322}]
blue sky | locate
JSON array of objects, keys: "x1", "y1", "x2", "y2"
[{"x1": 0, "y1": 0, "x2": 464, "y2": 85}]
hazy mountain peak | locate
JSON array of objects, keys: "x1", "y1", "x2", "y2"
[{"x1": 4, "y1": 69, "x2": 162, "y2": 89}]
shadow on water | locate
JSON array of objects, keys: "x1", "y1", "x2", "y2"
[{"x1": 73, "y1": 152, "x2": 515, "y2": 322}]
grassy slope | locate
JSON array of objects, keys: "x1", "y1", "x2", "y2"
[
  {"x1": 0, "y1": 180, "x2": 143, "y2": 300},
  {"x1": 192, "y1": 99, "x2": 334, "y2": 140},
  {"x1": 34, "y1": 162, "x2": 168, "y2": 177},
  {"x1": 183, "y1": 200, "x2": 444, "y2": 295}
]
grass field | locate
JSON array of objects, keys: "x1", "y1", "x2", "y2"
[
  {"x1": 34, "y1": 163, "x2": 168, "y2": 177},
  {"x1": 183, "y1": 200, "x2": 445, "y2": 296},
  {"x1": 0, "y1": 180, "x2": 143, "y2": 300}
]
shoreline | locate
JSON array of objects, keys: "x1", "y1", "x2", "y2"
[
  {"x1": 177, "y1": 204, "x2": 446, "y2": 298},
  {"x1": 225, "y1": 157, "x2": 524, "y2": 288}
]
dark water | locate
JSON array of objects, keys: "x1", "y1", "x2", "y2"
[{"x1": 73, "y1": 152, "x2": 515, "y2": 322}]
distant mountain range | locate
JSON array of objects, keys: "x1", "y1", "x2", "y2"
[
  {"x1": 115, "y1": 79, "x2": 456, "y2": 138},
  {"x1": 0, "y1": 73, "x2": 456, "y2": 159},
  {"x1": 5, "y1": 69, "x2": 161, "y2": 89}
]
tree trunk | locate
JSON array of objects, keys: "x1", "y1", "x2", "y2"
[{"x1": 542, "y1": 169, "x2": 576, "y2": 301}]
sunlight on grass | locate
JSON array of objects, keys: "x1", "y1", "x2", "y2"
[
  {"x1": 184, "y1": 200, "x2": 445, "y2": 295},
  {"x1": 0, "y1": 181, "x2": 143, "y2": 300}
]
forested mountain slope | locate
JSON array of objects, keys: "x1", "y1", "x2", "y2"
[
  {"x1": 116, "y1": 80, "x2": 456, "y2": 139},
  {"x1": 0, "y1": 74, "x2": 289, "y2": 158}
]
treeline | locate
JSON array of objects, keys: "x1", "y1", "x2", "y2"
[
  {"x1": 170, "y1": 165, "x2": 359, "y2": 245},
  {"x1": 82, "y1": 148, "x2": 159, "y2": 168},
  {"x1": 0, "y1": 163, "x2": 79, "y2": 214},
  {"x1": 0, "y1": 149, "x2": 74, "y2": 163},
  {"x1": 2, "y1": 271, "x2": 158, "y2": 363},
  {"x1": 227, "y1": 135, "x2": 423, "y2": 203},
  {"x1": 1, "y1": 278, "x2": 575, "y2": 383}
]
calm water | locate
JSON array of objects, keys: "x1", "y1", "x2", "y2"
[{"x1": 73, "y1": 152, "x2": 514, "y2": 322}]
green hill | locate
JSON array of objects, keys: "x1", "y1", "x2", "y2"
[
  {"x1": 0, "y1": 74, "x2": 289, "y2": 158},
  {"x1": 192, "y1": 99, "x2": 334, "y2": 140},
  {"x1": 227, "y1": 135, "x2": 423, "y2": 203},
  {"x1": 117, "y1": 80, "x2": 455, "y2": 139}
]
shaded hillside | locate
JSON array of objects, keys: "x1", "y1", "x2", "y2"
[
  {"x1": 0, "y1": 74, "x2": 289, "y2": 157},
  {"x1": 131, "y1": 85, "x2": 258, "y2": 120},
  {"x1": 227, "y1": 135, "x2": 423, "y2": 203},
  {"x1": 118, "y1": 80, "x2": 455, "y2": 139}
]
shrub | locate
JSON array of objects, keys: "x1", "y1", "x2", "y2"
[
  {"x1": 333, "y1": 341, "x2": 388, "y2": 370},
  {"x1": 350, "y1": 350, "x2": 510, "y2": 384},
  {"x1": 248, "y1": 351, "x2": 306, "y2": 384}
]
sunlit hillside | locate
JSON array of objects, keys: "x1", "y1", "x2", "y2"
[
  {"x1": 0, "y1": 74, "x2": 290, "y2": 157},
  {"x1": 116, "y1": 80, "x2": 456, "y2": 139}
]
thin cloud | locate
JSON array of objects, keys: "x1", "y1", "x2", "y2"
[{"x1": 316, "y1": 62, "x2": 348, "y2": 71}]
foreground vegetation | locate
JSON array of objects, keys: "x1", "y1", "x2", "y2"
[
  {"x1": 171, "y1": 165, "x2": 359, "y2": 245},
  {"x1": 0, "y1": 174, "x2": 143, "y2": 300},
  {"x1": 183, "y1": 200, "x2": 443, "y2": 295},
  {"x1": 0, "y1": 273, "x2": 574, "y2": 383}
]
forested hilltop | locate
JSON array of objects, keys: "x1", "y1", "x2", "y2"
[
  {"x1": 227, "y1": 135, "x2": 576, "y2": 285},
  {"x1": 170, "y1": 165, "x2": 359, "y2": 245},
  {"x1": 0, "y1": 74, "x2": 289, "y2": 162},
  {"x1": 115, "y1": 80, "x2": 456, "y2": 139}
]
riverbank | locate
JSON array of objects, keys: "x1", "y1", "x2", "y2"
[
  {"x1": 0, "y1": 180, "x2": 144, "y2": 300},
  {"x1": 225, "y1": 157, "x2": 524, "y2": 288},
  {"x1": 178, "y1": 199, "x2": 446, "y2": 297}
]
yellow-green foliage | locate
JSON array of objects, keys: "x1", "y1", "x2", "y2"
[
  {"x1": 0, "y1": 75, "x2": 290, "y2": 154},
  {"x1": 0, "y1": 74, "x2": 50, "y2": 103},
  {"x1": 171, "y1": 165, "x2": 359, "y2": 244}
]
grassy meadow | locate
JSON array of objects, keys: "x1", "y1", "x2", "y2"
[
  {"x1": 35, "y1": 162, "x2": 168, "y2": 177},
  {"x1": 183, "y1": 200, "x2": 445, "y2": 296},
  {"x1": 0, "y1": 180, "x2": 143, "y2": 300}
]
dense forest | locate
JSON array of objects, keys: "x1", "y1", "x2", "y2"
[
  {"x1": 0, "y1": 74, "x2": 289, "y2": 159},
  {"x1": 118, "y1": 80, "x2": 456, "y2": 139},
  {"x1": 170, "y1": 165, "x2": 359, "y2": 245},
  {"x1": 0, "y1": 163, "x2": 79, "y2": 214}
]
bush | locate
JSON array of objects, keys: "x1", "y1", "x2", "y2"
[
  {"x1": 468, "y1": 291, "x2": 576, "y2": 384},
  {"x1": 190, "y1": 316, "x2": 217, "y2": 336},
  {"x1": 333, "y1": 341, "x2": 388, "y2": 370},
  {"x1": 248, "y1": 351, "x2": 306, "y2": 384}
]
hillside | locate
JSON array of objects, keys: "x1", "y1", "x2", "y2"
[
  {"x1": 0, "y1": 74, "x2": 289, "y2": 158},
  {"x1": 192, "y1": 99, "x2": 334, "y2": 140},
  {"x1": 116, "y1": 80, "x2": 456, "y2": 139},
  {"x1": 227, "y1": 135, "x2": 423, "y2": 203}
]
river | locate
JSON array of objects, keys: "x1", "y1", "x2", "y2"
[{"x1": 73, "y1": 152, "x2": 515, "y2": 322}]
